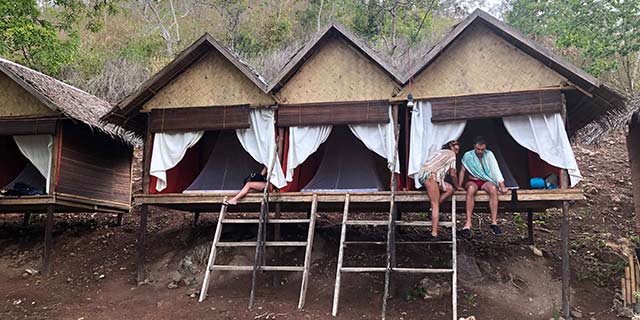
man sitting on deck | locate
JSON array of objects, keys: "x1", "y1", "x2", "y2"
[{"x1": 458, "y1": 136, "x2": 508, "y2": 239}]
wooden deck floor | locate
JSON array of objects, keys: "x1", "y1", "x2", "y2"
[
  {"x1": 135, "y1": 189, "x2": 584, "y2": 213},
  {"x1": 0, "y1": 193, "x2": 130, "y2": 214}
]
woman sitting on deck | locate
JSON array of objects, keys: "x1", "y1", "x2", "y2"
[
  {"x1": 223, "y1": 167, "x2": 268, "y2": 206},
  {"x1": 416, "y1": 141, "x2": 461, "y2": 241}
]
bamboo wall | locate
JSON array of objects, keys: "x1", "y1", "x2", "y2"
[
  {"x1": 406, "y1": 24, "x2": 565, "y2": 99},
  {"x1": 0, "y1": 72, "x2": 57, "y2": 118},
  {"x1": 276, "y1": 38, "x2": 400, "y2": 104},
  {"x1": 628, "y1": 125, "x2": 640, "y2": 233},
  {"x1": 143, "y1": 51, "x2": 274, "y2": 110}
]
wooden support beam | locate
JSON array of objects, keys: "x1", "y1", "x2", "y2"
[
  {"x1": 22, "y1": 212, "x2": 31, "y2": 226},
  {"x1": 42, "y1": 205, "x2": 54, "y2": 275},
  {"x1": 561, "y1": 201, "x2": 570, "y2": 318},
  {"x1": 137, "y1": 205, "x2": 149, "y2": 284},
  {"x1": 193, "y1": 211, "x2": 200, "y2": 227},
  {"x1": 527, "y1": 209, "x2": 534, "y2": 245},
  {"x1": 116, "y1": 212, "x2": 124, "y2": 226}
]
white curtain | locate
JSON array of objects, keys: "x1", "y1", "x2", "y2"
[
  {"x1": 150, "y1": 131, "x2": 204, "y2": 192},
  {"x1": 13, "y1": 135, "x2": 53, "y2": 192},
  {"x1": 503, "y1": 112, "x2": 582, "y2": 187},
  {"x1": 236, "y1": 108, "x2": 287, "y2": 189},
  {"x1": 349, "y1": 106, "x2": 400, "y2": 173},
  {"x1": 285, "y1": 125, "x2": 332, "y2": 181},
  {"x1": 408, "y1": 101, "x2": 466, "y2": 188}
]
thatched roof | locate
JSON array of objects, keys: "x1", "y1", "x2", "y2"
[
  {"x1": 403, "y1": 9, "x2": 628, "y2": 140},
  {"x1": 105, "y1": 33, "x2": 268, "y2": 134},
  {"x1": 107, "y1": 9, "x2": 627, "y2": 142},
  {"x1": 0, "y1": 58, "x2": 135, "y2": 144},
  {"x1": 267, "y1": 24, "x2": 404, "y2": 92}
]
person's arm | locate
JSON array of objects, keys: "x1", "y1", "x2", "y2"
[
  {"x1": 449, "y1": 168, "x2": 459, "y2": 189},
  {"x1": 457, "y1": 166, "x2": 466, "y2": 190}
]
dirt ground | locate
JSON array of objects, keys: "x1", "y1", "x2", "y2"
[{"x1": 0, "y1": 130, "x2": 636, "y2": 319}]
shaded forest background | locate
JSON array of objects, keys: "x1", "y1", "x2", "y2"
[{"x1": 1, "y1": 0, "x2": 638, "y2": 126}]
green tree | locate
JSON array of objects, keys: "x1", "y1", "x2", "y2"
[
  {"x1": 0, "y1": 0, "x2": 118, "y2": 76},
  {"x1": 505, "y1": 0, "x2": 640, "y2": 95}
]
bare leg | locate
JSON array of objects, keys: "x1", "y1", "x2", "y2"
[
  {"x1": 439, "y1": 182, "x2": 454, "y2": 204},
  {"x1": 482, "y1": 182, "x2": 499, "y2": 225},
  {"x1": 227, "y1": 181, "x2": 267, "y2": 204},
  {"x1": 425, "y1": 178, "x2": 441, "y2": 236},
  {"x1": 464, "y1": 182, "x2": 478, "y2": 229}
]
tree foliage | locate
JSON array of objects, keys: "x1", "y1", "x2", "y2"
[
  {"x1": 505, "y1": 0, "x2": 640, "y2": 95},
  {"x1": 0, "y1": 0, "x2": 117, "y2": 76}
]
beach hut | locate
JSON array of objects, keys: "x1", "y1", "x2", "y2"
[
  {"x1": 0, "y1": 58, "x2": 134, "y2": 274},
  {"x1": 399, "y1": 9, "x2": 626, "y2": 318},
  {"x1": 104, "y1": 34, "x2": 286, "y2": 287}
]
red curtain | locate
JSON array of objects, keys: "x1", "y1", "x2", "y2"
[
  {"x1": 527, "y1": 151, "x2": 562, "y2": 187},
  {"x1": 280, "y1": 128, "x2": 320, "y2": 192}
]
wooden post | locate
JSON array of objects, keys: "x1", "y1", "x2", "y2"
[
  {"x1": 137, "y1": 115, "x2": 153, "y2": 284},
  {"x1": 527, "y1": 209, "x2": 534, "y2": 245},
  {"x1": 136, "y1": 204, "x2": 149, "y2": 284},
  {"x1": 193, "y1": 211, "x2": 200, "y2": 226},
  {"x1": 22, "y1": 212, "x2": 31, "y2": 226},
  {"x1": 116, "y1": 212, "x2": 124, "y2": 226},
  {"x1": 561, "y1": 200, "x2": 570, "y2": 318},
  {"x1": 42, "y1": 205, "x2": 54, "y2": 275}
]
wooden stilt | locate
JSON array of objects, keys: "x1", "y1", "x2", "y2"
[
  {"x1": 42, "y1": 205, "x2": 54, "y2": 275},
  {"x1": 116, "y1": 211, "x2": 124, "y2": 226},
  {"x1": 136, "y1": 205, "x2": 149, "y2": 284},
  {"x1": 22, "y1": 211, "x2": 31, "y2": 226},
  {"x1": 193, "y1": 211, "x2": 201, "y2": 227},
  {"x1": 561, "y1": 200, "x2": 570, "y2": 318},
  {"x1": 527, "y1": 209, "x2": 534, "y2": 245}
]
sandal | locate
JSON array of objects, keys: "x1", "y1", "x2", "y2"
[
  {"x1": 222, "y1": 201, "x2": 236, "y2": 207},
  {"x1": 460, "y1": 228, "x2": 472, "y2": 239},
  {"x1": 490, "y1": 224, "x2": 502, "y2": 235}
]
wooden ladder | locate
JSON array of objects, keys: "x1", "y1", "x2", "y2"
[
  {"x1": 199, "y1": 194, "x2": 318, "y2": 310},
  {"x1": 332, "y1": 196, "x2": 458, "y2": 319}
]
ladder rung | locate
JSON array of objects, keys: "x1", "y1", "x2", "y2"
[
  {"x1": 345, "y1": 220, "x2": 388, "y2": 226},
  {"x1": 340, "y1": 267, "x2": 387, "y2": 273},
  {"x1": 210, "y1": 265, "x2": 304, "y2": 272},
  {"x1": 343, "y1": 241, "x2": 454, "y2": 245},
  {"x1": 344, "y1": 220, "x2": 454, "y2": 227},
  {"x1": 395, "y1": 221, "x2": 454, "y2": 227},
  {"x1": 222, "y1": 219, "x2": 311, "y2": 224},
  {"x1": 392, "y1": 267, "x2": 454, "y2": 274},
  {"x1": 344, "y1": 241, "x2": 386, "y2": 245},
  {"x1": 216, "y1": 241, "x2": 307, "y2": 247}
]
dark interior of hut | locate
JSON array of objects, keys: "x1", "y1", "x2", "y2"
[{"x1": 0, "y1": 136, "x2": 46, "y2": 194}]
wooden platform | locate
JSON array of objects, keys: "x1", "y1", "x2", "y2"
[
  {"x1": 0, "y1": 193, "x2": 130, "y2": 214},
  {"x1": 135, "y1": 189, "x2": 584, "y2": 213}
]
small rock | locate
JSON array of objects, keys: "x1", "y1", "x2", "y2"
[
  {"x1": 530, "y1": 245, "x2": 543, "y2": 257},
  {"x1": 170, "y1": 271, "x2": 182, "y2": 283},
  {"x1": 167, "y1": 282, "x2": 178, "y2": 289},
  {"x1": 571, "y1": 310, "x2": 583, "y2": 318}
]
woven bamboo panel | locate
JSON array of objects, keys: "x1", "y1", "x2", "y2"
[
  {"x1": 430, "y1": 90, "x2": 562, "y2": 122},
  {"x1": 56, "y1": 122, "x2": 132, "y2": 205},
  {"x1": 143, "y1": 51, "x2": 274, "y2": 110},
  {"x1": 278, "y1": 100, "x2": 389, "y2": 127},
  {"x1": 406, "y1": 23, "x2": 565, "y2": 99},
  {"x1": 0, "y1": 118, "x2": 57, "y2": 135},
  {"x1": 277, "y1": 37, "x2": 399, "y2": 104},
  {"x1": 149, "y1": 105, "x2": 250, "y2": 132},
  {"x1": 0, "y1": 72, "x2": 57, "y2": 117}
]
